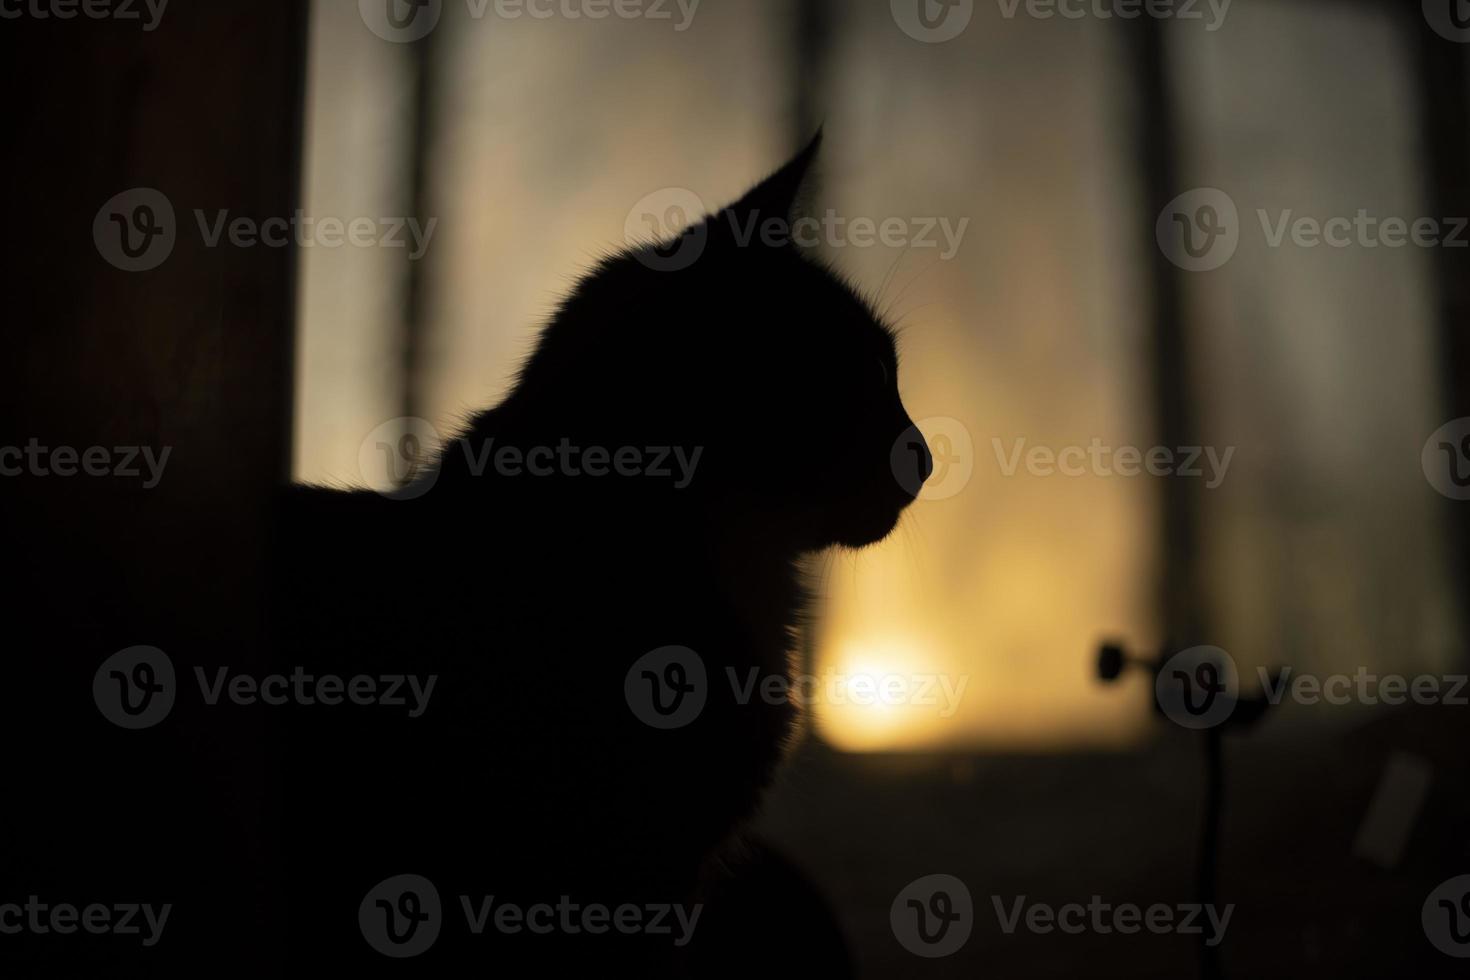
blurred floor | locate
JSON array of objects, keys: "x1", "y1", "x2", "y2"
[{"x1": 759, "y1": 703, "x2": 1469, "y2": 978}]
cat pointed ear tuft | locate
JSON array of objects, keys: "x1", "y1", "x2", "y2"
[{"x1": 726, "y1": 128, "x2": 824, "y2": 228}]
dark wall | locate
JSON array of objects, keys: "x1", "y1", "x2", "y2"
[{"x1": 1, "y1": 2, "x2": 307, "y2": 967}]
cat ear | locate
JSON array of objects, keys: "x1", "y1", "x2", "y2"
[{"x1": 724, "y1": 128, "x2": 823, "y2": 228}]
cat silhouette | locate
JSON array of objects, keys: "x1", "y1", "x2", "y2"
[{"x1": 273, "y1": 132, "x2": 931, "y2": 974}]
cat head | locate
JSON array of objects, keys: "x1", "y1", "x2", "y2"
[{"x1": 490, "y1": 133, "x2": 932, "y2": 553}]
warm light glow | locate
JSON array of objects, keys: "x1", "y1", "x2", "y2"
[
  {"x1": 812, "y1": 643, "x2": 949, "y2": 753},
  {"x1": 811, "y1": 450, "x2": 1157, "y2": 753},
  {"x1": 299, "y1": 3, "x2": 1165, "y2": 755}
]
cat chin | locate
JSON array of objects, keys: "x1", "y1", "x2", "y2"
[{"x1": 827, "y1": 508, "x2": 905, "y2": 550}]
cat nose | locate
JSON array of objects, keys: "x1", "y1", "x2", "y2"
[
  {"x1": 915, "y1": 435, "x2": 934, "y2": 483},
  {"x1": 890, "y1": 423, "x2": 933, "y2": 499}
]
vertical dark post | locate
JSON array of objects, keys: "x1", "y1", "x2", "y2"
[
  {"x1": 1124, "y1": 16, "x2": 1220, "y2": 980},
  {"x1": 794, "y1": 0, "x2": 832, "y2": 145},
  {"x1": 1200, "y1": 725, "x2": 1224, "y2": 973},
  {"x1": 1126, "y1": 16, "x2": 1207, "y2": 648},
  {"x1": 1410, "y1": 7, "x2": 1470, "y2": 666},
  {"x1": 401, "y1": 26, "x2": 441, "y2": 427}
]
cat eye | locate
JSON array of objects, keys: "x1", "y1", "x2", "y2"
[{"x1": 877, "y1": 358, "x2": 890, "y2": 387}]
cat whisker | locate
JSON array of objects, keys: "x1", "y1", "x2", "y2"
[
  {"x1": 883, "y1": 254, "x2": 944, "y2": 323},
  {"x1": 875, "y1": 242, "x2": 915, "y2": 320},
  {"x1": 887, "y1": 301, "x2": 943, "y2": 336}
]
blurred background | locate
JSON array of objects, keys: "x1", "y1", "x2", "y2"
[
  {"x1": 289, "y1": 1, "x2": 1469, "y2": 975},
  {"x1": 297, "y1": 0, "x2": 1462, "y2": 752},
  {"x1": 5, "y1": 0, "x2": 1467, "y2": 976}
]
